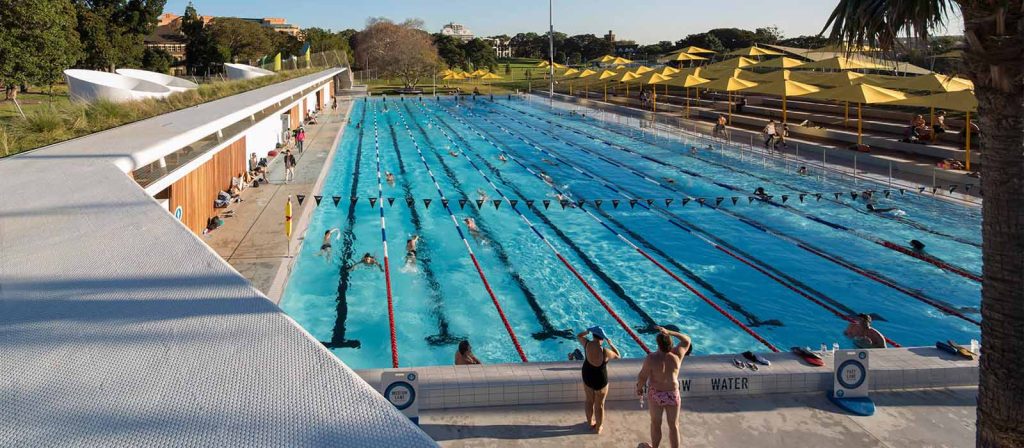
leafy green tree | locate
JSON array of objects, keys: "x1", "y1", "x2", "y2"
[
  {"x1": 181, "y1": 3, "x2": 224, "y2": 75},
  {"x1": 432, "y1": 33, "x2": 467, "y2": 69},
  {"x1": 72, "y1": 0, "x2": 166, "y2": 70},
  {"x1": 208, "y1": 18, "x2": 274, "y2": 63},
  {"x1": 0, "y1": 0, "x2": 82, "y2": 101},
  {"x1": 141, "y1": 46, "x2": 173, "y2": 73},
  {"x1": 353, "y1": 19, "x2": 440, "y2": 87},
  {"x1": 463, "y1": 38, "x2": 497, "y2": 70},
  {"x1": 779, "y1": 35, "x2": 828, "y2": 49}
]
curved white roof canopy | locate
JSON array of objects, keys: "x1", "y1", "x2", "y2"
[
  {"x1": 225, "y1": 63, "x2": 275, "y2": 81},
  {"x1": 116, "y1": 68, "x2": 199, "y2": 92},
  {"x1": 64, "y1": 69, "x2": 172, "y2": 103}
]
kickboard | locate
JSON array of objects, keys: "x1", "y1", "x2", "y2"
[
  {"x1": 828, "y1": 392, "x2": 875, "y2": 416},
  {"x1": 936, "y1": 341, "x2": 973, "y2": 360},
  {"x1": 791, "y1": 347, "x2": 825, "y2": 367}
]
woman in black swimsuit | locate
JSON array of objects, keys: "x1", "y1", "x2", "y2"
[{"x1": 576, "y1": 328, "x2": 620, "y2": 434}]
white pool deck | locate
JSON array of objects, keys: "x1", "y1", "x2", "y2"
[{"x1": 0, "y1": 69, "x2": 435, "y2": 446}]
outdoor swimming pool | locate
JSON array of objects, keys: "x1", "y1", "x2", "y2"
[{"x1": 280, "y1": 96, "x2": 982, "y2": 370}]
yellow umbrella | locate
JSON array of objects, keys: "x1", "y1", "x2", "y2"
[
  {"x1": 626, "y1": 72, "x2": 672, "y2": 111},
  {"x1": 596, "y1": 69, "x2": 619, "y2": 101},
  {"x1": 744, "y1": 79, "x2": 821, "y2": 124},
  {"x1": 727, "y1": 46, "x2": 784, "y2": 57},
  {"x1": 806, "y1": 84, "x2": 907, "y2": 145},
  {"x1": 701, "y1": 76, "x2": 758, "y2": 124},
  {"x1": 634, "y1": 66, "x2": 654, "y2": 75},
  {"x1": 591, "y1": 55, "x2": 618, "y2": 64},
  {"x1": 702, "y1": 68, "x2": 755, "y2": 80},
  {"x1": 791, "y1": 71, "x2": 866, "y2": 87},
  {"x1": 885, "y1": 74, "x2": 974, "y2": 93},
  {"x1": 536, "y1": 60, "x2": 551, "y2": 67},
  {"x1": 703, "y1": 57, "x2": 759, "y2": 72},
  {"x1": 676, "y1": 45, "x2": 716, "y2": 54},
  {"x1": 613, "y1": 70, "x2": 641, "y2": 100},
  {"x1": 576, "y1": 69, "x2": 598, "y2": 98},
  {"x1": 612, "y1": 56, "x2": 632, "y2": 65},
  {"x1": 657, "y1": 66, "x2": 681, "y2": 76},
  {"x1": 745, "y1": 69, "x2": 793, "y2": 82},
  {"x1": 750, "y1": 57, "x2": 806, "y2": 69},
  {"x1": 440, "y1": 68, "x2": 455, "y2": 76},
  {"x1": 558, "y1": 68, "x2": 580, "y2": 93},
  {"x1": 663, "y1": 73, "x2": 711, "y2": 117},
  {"x1": 799, "y1": 56, "x2": 881, "y2": 70},
  {"x1": 480, "y1": 72, "x2": 502, "y2": 80},
  {"x1": 665, "y1": 52, "x2": 709, "y2": 62},
  {"x1": 887, "y1": 90, "x2": 979, "y2": 168},
  {"x1": 442, "y1": 73, "x2": 464, "y2": 81}
]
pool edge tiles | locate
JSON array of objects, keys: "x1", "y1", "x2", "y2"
[{"x1": 357, "y1": 346, "x2": 978, "y2": 410}]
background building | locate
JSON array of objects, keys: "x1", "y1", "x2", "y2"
[{"x1": 441, "y1": 22, "x2": 474, "y2": 42}]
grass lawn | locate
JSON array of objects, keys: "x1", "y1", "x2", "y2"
[{"x1": 0, "y1": 87, "x2": 71, "y2": 123}]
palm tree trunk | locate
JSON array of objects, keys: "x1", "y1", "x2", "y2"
[{"x1": 961, "y1": 4, "x2": 1024, "y2": 447}]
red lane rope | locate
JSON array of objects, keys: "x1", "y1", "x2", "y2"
[
  {"x1": 370, "y1": 104, "x2": 399, "y2": 367},
  {"x1": 556, "y1": 254, "x2": 651, "y2": 353},
  {"x1": 424, "y1": 101, "x2": 775, "y2": 353},
  {"x1": 883, "y1": 241, "x2": 982, "y2": 282},
  {"x1": 389, "y1": 102, "x2": 529, "y2": 362}
]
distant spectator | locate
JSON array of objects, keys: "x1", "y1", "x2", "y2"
[
  {"x1": 763, "y1": 119, "x2": 777, "y2": 148},
  {"x1": 713, "y1": 115, "x2": 727, "y2": 137},
  {"x1": 295, "y1": 128, "x2": 306, "y2": 152},
  {"x1": 284, "y1": 150, "x2": 297, "y2": 183},
  {"x1": 933, "y1": 110, "x2": 947, "y2": 134},
  {"x1": 736, "y1": 96, "x2": 747, "y2": 113}
]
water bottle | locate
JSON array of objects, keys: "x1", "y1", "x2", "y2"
[
  {"x1": 820, "y1": 343, "x2": 827, "y2": 357},
  {"x1": 970, "y1": 339, "x2": 979, "y2": 354},
  {"x1": 832, "y1": 342, "x2": 840, "y2": 354},
  {"x1": 639, "y1": 385, "x2": 646, "y2": 409}
]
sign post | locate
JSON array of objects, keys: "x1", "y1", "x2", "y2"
[
  {"x1": 828, "y1": 349, "x2": 874, "y2": 416},
  {"x1": 382, "y1": 371, "x2": 419, "y2": 425}
]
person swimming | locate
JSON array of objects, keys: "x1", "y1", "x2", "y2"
[
  {"x1": 866, "y1": 204, "x2": 897, "y2": 213},
  {"x1": 320, "y1": 229, "x2": 339, "y2": 258},
  {"x1": 348, "y1": 252, "x2": 384, "y2": 272},
  {"x1": 449, "y1": 150, "x2": 460, "y2": 158},
  {"x1": 540, "y1": 172, "x2": 554, "y2": 186},
  {"x1": 843, "y1": 314, "x2": 887, "y2": 349},
  {"x1": 385, "y1": 171, "x2": 395, "y2": 186},
  {"x1": 476, "y1": 188, "x2": 489, "y2": 202},
  {"x1": 555, "y1": 193, "x2": 577, "y2": 208},
  {"x1": 910, "y1": 239, "x2": 926, "y2": 253},
  {"x1": 753, "y1": 187, "x2": 769, "y2": 201},
  {"x1": 463, "y1": 217, "x2": 484, "y2": 242},
  {"x1": 404, "y1": 235, "x2": 420, "y2": 267},
  {"x1": 664, "y1": 177, "x2": 676, "y2": 184},
  {"x1": 797, "y1": 166, "x2": 808, "y2": 175},
  {"x1": 498, "y1": 153, "x2": 508, "y2": 163},
  {"x1": 689, "y1": 146, "x2": 698, "y2": 155}
]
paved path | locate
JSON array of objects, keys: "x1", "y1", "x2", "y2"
[
  {"x1": 421, "y1": 387, "x2": 976, "y2": 447},
  {"x1": 205, "y1": 101, "x2": 352, "y2": 299}
]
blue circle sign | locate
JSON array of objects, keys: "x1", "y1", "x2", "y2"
[
  {"x1": 384, "y1": 381, "x2": 416, "y2": 410},
  {"x1": 837, "y1": 359, "x2": 867, "y2": 390},
  {"x1": 174, "y1": 206, "x2": 183, "y2": 221}
]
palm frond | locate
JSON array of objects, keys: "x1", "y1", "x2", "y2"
[{"x1": 821, "y1": 0, "x2": 957, "y2": 51}]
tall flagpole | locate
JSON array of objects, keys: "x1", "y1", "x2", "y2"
[{"x1": 548, "y1": 0, "x2": 555, "y2": 103}]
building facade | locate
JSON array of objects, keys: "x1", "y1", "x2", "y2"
[{"x1": 440, "y1": 22, "x2": 474, "y2": 42}]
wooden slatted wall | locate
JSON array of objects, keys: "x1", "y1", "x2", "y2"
[
  {"x1": 289, "y1": 105, "x2": 299, "y2": 129},
  {"x1": 168, "y1": 137, "x2": 247, "y2": 234}
]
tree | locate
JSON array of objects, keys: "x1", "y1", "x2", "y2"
[
  {"x1": 0, "y1": 0, "x2": 81, "y2": 101},
  {"x1": 353, "y1": 19, "x2": 440, "y2": 87},
  {"x1": 208, "y1": 18, "x2": 274, "y2": 63},
  {"x1": 181, "y1": 3, "x2": 224, "y2": 75},
  {"x1": 72, "y1": 0, "x2": 166, "y2": 70},
  {"x1": 780, "y1": 34, "x2": 829, "y2": 49},
  {"x1": 141, "y1": 47, "x2": 173, "y2": 73},
  {"x1": 825, "y1": 2, "x2": 1022, "y2": 446},
  {"x1": 433, "y1": 33, "x2": 467, "y2": 69},
  {"x1": 463, "y1": 38, "x2": 497, "y2": 70}
]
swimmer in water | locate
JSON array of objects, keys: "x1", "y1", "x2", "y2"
[
  {"x1": 348, "y1": 252, "x2": 384, "y2": 272},
  {"x1": 385, "y1": 171, "x2": 395, "y2": 186},
  {"x1": 689, "y1": 146, "x2": 698, "y2": 155},
  {"x1": 664, "y1": 177, "x2": 676, "y2": 184},
  {"x1": 843, "y1": 313, "x2": 887, "y2": 349},
  {"x1": 540, "y1": 171, "x2": 554, "y2": 185},
  {"x1": 866, "y1": 204, "x2": 896, "y2": 213},
  {"x1": 543, "y1": 159, "x2": 558, "y2": 166},
  {"x1": 449, "y1": 150, "x2": 460, "y2": 158},
  {"x1": 797, "y1": 166, "x2": 808, "y2": 175},
  {"x1": 498, "y1": 153, "x2": 508, "y2": 163},
  {"x1": 463, "y1": 217, "x2": 485, "y2": 241},
  {"x1": 910, "y1": 239, "x2": 926, "y2": 253},
  {"x1": 555, "y1": 193, "x2": 577, "y2": 208},
  {"x1": 404, "y1": 235, "x2": 420, "y2": 266},
  {"x1": 753, "y1": 187, "x2": 769, "y2": 200},
  {"x1": 476, "y1": 188, "x2": 489, "y2": 202},
  {"x1": 320, "y1": 229, "x2": 339, "y2": 258}
]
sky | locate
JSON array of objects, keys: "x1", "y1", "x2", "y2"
[{"x1": 169, "y1": 0, "x2": 964, "y2": 44}]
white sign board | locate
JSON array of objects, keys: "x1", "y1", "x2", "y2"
[
  {"x1": 382, "y1": 371, "x2": 419, "y2": 424},
  {"x1": 833, "y1": 350, "x2": 870, "y2": 398}
]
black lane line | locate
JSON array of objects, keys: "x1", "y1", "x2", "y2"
[
  {"x1": 423, "y1": 101, "x2": 664, "y2": 334},
  {"x1": 494, "y1": 103, "x2": 978, "y2": 319},
  {"x1": 382, "y1": 110, "x2": 462, "y2": 346},
  {"x1": 394, "y1": 102, "x2": 571, "y2": 340},
  {"x1": 324, "y1": 105, "x2": 366, "y2": 349},
  {"x1": 462, "y1": 102, "x2": 878, "y2": 322},
  {"x1": 433, "y1": 102, "x2": 782, "y2": 329}
]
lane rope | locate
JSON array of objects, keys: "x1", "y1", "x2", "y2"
[{"x1": 370, "y1": 104, "x2": 400, "y2": 367}]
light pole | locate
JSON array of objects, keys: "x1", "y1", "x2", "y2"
[{"x1": 548, "y1": 0, "x2": 555, "y2": 102}]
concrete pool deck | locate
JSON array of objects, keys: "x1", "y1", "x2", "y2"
[{"x1": 421, "y1": 386, "x2": 976, "y2": 447}]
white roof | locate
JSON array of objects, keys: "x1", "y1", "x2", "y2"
[{"x1": 0, "y1": 69, "x2": 436, "y2": 446}]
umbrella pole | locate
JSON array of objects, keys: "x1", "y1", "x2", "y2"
[
  {"x1": 728, "y1": 91, "x2": 732, "y2": 125},
  {"x1": 966, "y1": 111, "x2": 971, "y2": 171},
  {"x1": 604, "y1": 83, "x2": 607, "y2": 102},
  {"x1": 685, "y1": 88, "x2": 690, "y2": 118},
  {"x1": 652, "y1": 84, "x2": 657, "y2": 112},
  {"x1": 844, "y1": 101, "x2": 849, "y2": 128},
  {"x1": 857, "y1": 102, "x2": 863, "y2": 146},
  {"x1": 782, "y1": 95, "x2": 787, "y2": 125},
  {"x1": 930, "y1": 106, "x2": 936, "y2": 142}
]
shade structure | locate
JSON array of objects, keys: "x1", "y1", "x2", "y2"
[
  {"x1": 884, "y1": 74, "x2": 974, "y2": 93},
  {"x1": 591, "y1": 55, "x2": 618, "y2": 64},
  {"x1": 657, "y1": 66, "x2": 681, "y2": 76},
  {"x1": 440, "y1": 68, "x2": 455, "y2": 76},
  {"x1": 559, "y1": 68, "x2": 580, "y2": 78},
  {"x1": 750, "y1": 57, "x2": 806, "y2": 69},
  {"x1": 468, "y1": 69, "x2": 489, "y2": 77},
  {"x1": 702, "y1": 68, "x2": 755, "y2": 80},
  {"x1": 799, "y1": 56, "x2": 882, "y2": 70},
  {"x1": 790, "y1": 71, "x2": 866, "y2": 87},
  {"x1": 627, "y1": 72, "x2": 672, "y2": 111},
  {"x1": 744, "y1": 79, "x2": 821, "y2": 124},
  {"x1": 663, "y1": 73, "x2": 711, "y2": 117},
  {"x1": 887, "y1": 90, "x2": 979, "y2": 169},
  {"x1": 704, "y1": 57, "x2": 759, "y2": 72},
  {"x1": 727, "y1": 46, "x2": 784, "y2": 57},
  {"x1": 575, "y1": 69, "x2": 598, "y2": 98},
  {"x1": 575, "y1": 69, "x2": 598, "y2": 79},
  {"x1": 536, "y1": 61, "x2": 567, "y2": 69},
  {"x1": 806, "y1": 83, "x2": 907, "y2": 145},
  {"x1": 634, "y1": 66, "x2": 654, "y2": 75},
  {"x1": 479, "y1": 72, "x2": 502, "y2": 80},
  {"x1": 596, "y1": 69, "x2": 619, "y2": 101},
  {"x1": 441, "y1": 73, "x2": 465, "y2": 81},
  {"x1": 702, "y1": 76, "x2": 758, "y2": 124},
  {"x1": 666, "y1": 52, "x2": 709, "y2": 62},
  {"x1": 611, "y1": 56, "x2": 632, "y2": 65},
  {"x1": 676, "y1": 45, "x2": 716, "y2": 54},
  {"x1": 745, "y1": 69, "x2": 793, "y2": 82}
]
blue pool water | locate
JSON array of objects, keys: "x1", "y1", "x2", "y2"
[{"x1": 280, "y1": 97, "x2": 982, "y2": 370}]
